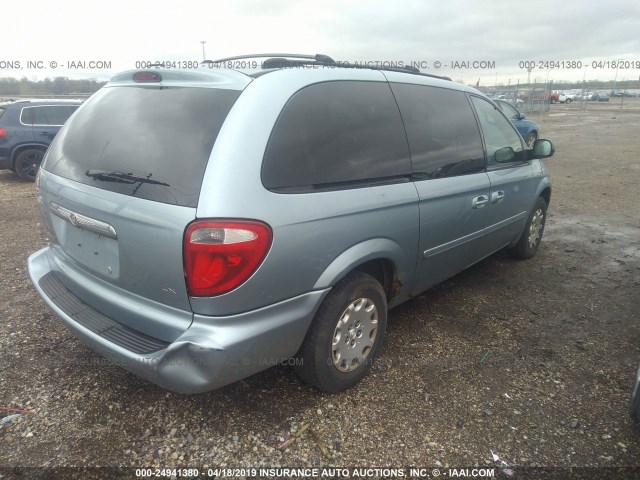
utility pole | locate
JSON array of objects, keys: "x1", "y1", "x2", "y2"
[{"x1": 200, "y1": 41, "x2": 207, "y2": 61}]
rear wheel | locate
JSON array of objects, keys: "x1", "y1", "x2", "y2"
[
  {"x1": 295, "y1": 271, "x2": 387, "y2": 392},
  {"x1": 14, "y1": 148, "x2": 45, "y2": 181},
  {"x1": 508, "y1": 197, "x2": 547, "y2": 259}
]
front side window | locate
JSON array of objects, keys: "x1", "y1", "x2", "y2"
[
  {"x1": 497, "y1": 101, "x2": 520, "y2": 120},
  {"x1": 471, "y1": 96, "x2": 526, "y2": 166},
  {"x1": 262, "y1": 81, "x2": 411, "y2": 192},
  {"x1": 390, "y1": 83, "x2": 485, "y2": 179}
]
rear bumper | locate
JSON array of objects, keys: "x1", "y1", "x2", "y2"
[{"x1": 28, "y1": 247, "x2": 328, "y2": 393}]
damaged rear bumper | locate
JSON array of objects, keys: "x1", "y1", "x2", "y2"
[{"x1": 28, "y1": 247, "x2": 328, "y2": 393}]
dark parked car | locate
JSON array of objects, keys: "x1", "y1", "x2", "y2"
[
  {"x1": 0, "y1": 99, "x2": 82, "y2": 180},
  {"x1": 495, "y1": 99, "x2": 540, "y2": 148},
  {"x1": 591, "y1": 91, "x2": 610, "y2": 102}
]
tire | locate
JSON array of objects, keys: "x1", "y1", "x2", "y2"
[
  {"x1": 14, "y1": 148, "x2": 45, "y2": 181},
  {"x1": 526, "y1": 132, "x2": 538, "y2": 149},
  {"x1": 566, "y1": 98, "x2": 573, "y2": 104},
  {"x1": 508, "y1": 197, "x2": 547, "y2": 259},
  {"x1": 295, "y1": 271, "x2": 387, "y2": 392},
  {"x1": 630, "y1": 365, "x2": 640, "y2": 421}
]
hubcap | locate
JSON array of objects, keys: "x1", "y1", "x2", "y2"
[
  {"x1": 527, "y1": 208, "x2": 545, "y2": 249},
  {"x1": 331, "y1": 297, "x2": 378, "y2": 372},
  {"x1": 18, "y1": 151, "x2": 43, "y2": 179}
]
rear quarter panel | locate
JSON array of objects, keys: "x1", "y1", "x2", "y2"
[{"x1": 192, "y1": 69, "x2": 421, "y2": 316}]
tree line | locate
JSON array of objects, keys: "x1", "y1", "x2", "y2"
[{"x1": 0, "y1": 77, "x2": 107, "y2": 96}]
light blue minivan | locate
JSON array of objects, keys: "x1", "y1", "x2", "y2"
[{"x1": 28, "y1": 54, "x2": 554, "y2": 393}]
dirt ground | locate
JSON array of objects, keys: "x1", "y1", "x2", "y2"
[{"x1": 1, "y1": 100, "x2": 640, "y2": 479}]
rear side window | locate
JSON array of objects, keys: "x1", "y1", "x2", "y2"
[
  {"x1": 0, "y1": 107, "x2": 5, "y2": 120},
  {"x1": 262, "y1": 81, "x2": 411, "y2": 192},
  {"x1": 390, "y1": 83, "x2": 485, "y2": 179},
  {"x1": 44, "y1": 86, "x2": 240, "y2": 207},
  {"x1": 20, "y1": 107, "x2": 34, "y2": 124},
  {"x1": 21, "y1": 105, "x2": 79, "y2": 125}
]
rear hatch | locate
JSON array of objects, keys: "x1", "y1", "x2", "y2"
[{"x1": 38, "y1": 70, "x2": 248, "y2": 341}]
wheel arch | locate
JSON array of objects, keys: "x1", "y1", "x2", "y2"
[
  {"x1": 312, "y1": 238, "x2": 411, "y2": 307},
  {"x1": 539, "y1": 185, "x2": 551, "y2": 206},
  {"x1": 11, "y1": 143, "x2": 48, "y2": 167},
  {"x1": 508, "y1": 183, "x2": 551, "y2": 249}
]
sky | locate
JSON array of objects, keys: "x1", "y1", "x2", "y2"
[{"x1": 2, "y1": 0, "x2": 640, "y2": 87}]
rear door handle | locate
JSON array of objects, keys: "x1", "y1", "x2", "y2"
[
  {"x1": 491, "y1": 190, "x2": 505, "y2": 203},
  {"x1": 472, "y1": 195, "x2": 489, "y2": 209}
]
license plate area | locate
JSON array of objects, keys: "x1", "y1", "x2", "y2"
[{"x1": 50, "y1": 214, "x2": 120, "y2": 278}]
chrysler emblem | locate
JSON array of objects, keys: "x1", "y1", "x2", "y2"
[{"x1": 69, "y1": 213, "x2": 79, "y2": 226}]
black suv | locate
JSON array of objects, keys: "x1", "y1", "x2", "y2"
[{"x1": 0, "y1": 99, "x2": 82, "y2": 180}]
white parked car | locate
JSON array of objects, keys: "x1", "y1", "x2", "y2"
[{"x1": 558, "y1": 93, "x2": 576, "y2": 103}]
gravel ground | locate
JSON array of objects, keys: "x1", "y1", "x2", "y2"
[{"x1": 1, "y1": 101, "x2": 640, "y2": 479}]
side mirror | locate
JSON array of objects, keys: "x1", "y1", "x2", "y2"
[
  {"x1": 494, "y1": 146, "x2": 516, "y2": 163},
  {"x1": 532, "y1": 139, "x2": 554, "y2": 158},
  {"x1": 518, "y1": 113, "x2": 526, "y2": 120}
]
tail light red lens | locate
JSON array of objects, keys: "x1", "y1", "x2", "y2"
[
  {"x1": 0, "y1": 128, "x2": 7, "y2": 138},
  {"x1": 133, "y1": 71, "x2": 162, "y2": 83},
  {"x1": 184, "y1": 220, "x2": 272, "y2": 296}
]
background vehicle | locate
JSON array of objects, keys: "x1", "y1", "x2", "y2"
[
  {"x1": 592, "y1": 91, "x2": 610, "y2": 101},
  {"x1": 484, "y1": 91, "x2": 524, "y2": 107},
  {"x1": 495, "y1": 99, "x2": 540, "y2": 148},
  {"x1": 558, "y1": 92, "x2": 575, "y2": 103},
  {"x1": 518, "y1": 90, "x2": 556, "y2": 104},
  {"x1": 28, "y1": 54, "x2": 555, "y2": 394},
  {"x1": 0, "y1": 99, "x2": 82, "y2": 180}
]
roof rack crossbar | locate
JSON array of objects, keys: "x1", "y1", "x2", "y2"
[
  {"x1": 259, "y1": 57, "x2": 451, "y2": 81},
  {"x1": 203, "y1": 53, "x2": 335, "y2": 65},
  {"x1": 203, "y1": 53, "x2": 451, "y2": 82}
]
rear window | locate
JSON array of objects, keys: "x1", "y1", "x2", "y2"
[
  {"x1": 0, "y1": 107, "x2": 5, "y2": 120},
  {"x1": 21, "y1": 105, "x2": 79, "y2": 125},
  {"x1": 44, "y1": 86, "x2": 240, "y2": 207}
]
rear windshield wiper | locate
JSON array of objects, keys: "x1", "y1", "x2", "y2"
[{"x1": 85, "y1": 170, "x2": 170, "y2": 186}]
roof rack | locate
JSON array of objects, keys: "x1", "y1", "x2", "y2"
[
  {"x1": 202, "y1": 53, "x2": 451, "y2": 81},
  {"x1": 203, "y1": 53, "x2": 336, "y2": 65}
]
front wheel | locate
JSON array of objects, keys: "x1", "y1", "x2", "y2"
[
  {"x1": 295, "y1": 271, "x2": 387, "y2": 392},
  {"x1": 566, "y1": 98, "x2": 573, "y2": 104},
  {"x1": 508, "y1": 197, "x2": 547, "y2": 259},
  {"x1": 630, "y1": 365, "x2": 640, "y2": 421},
  {"x1": 14, "y1": 148, "x2": 45, "y2": 181}
]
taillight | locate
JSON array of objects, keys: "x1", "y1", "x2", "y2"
[
  {"x1": 184, "y1": 220, "x2": 272, "y2": 296},
  {"x1": 0, "y1": 128, "x2": 7, "y2": 138}
]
